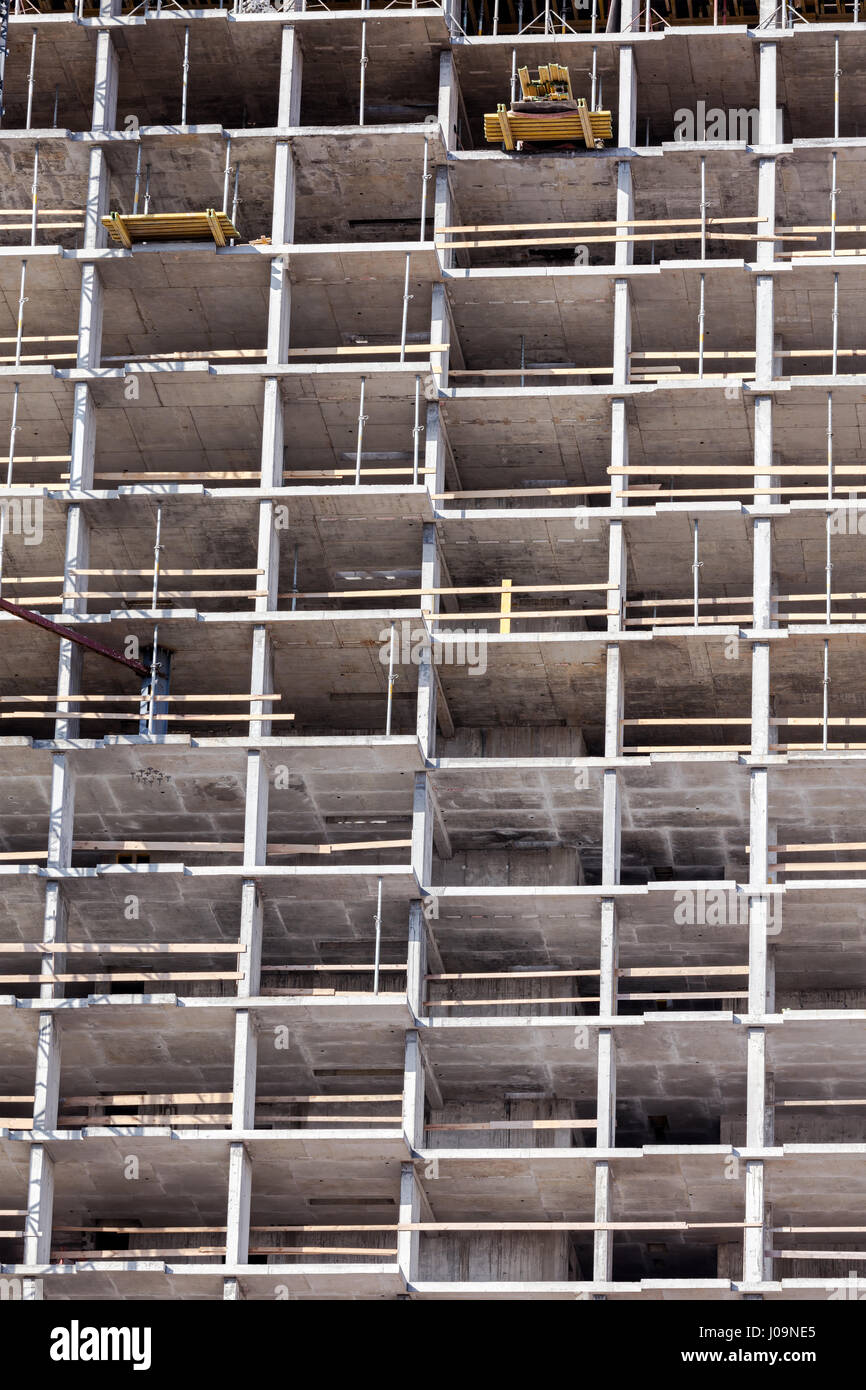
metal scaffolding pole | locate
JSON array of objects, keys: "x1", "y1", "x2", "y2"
[
  {"x1": 419, "y1": 138, "x2": 430, "y2": 241},
  {"x1": 412, "y1": 374, "x2": 422, "y2": 484},
  {"x1": 700, "y1": 156, "x2": 707, "y2": 260},
  {"x1": 359, "y1": 21, "x2": 368, "y2": 125},
  {"x1": 222, "y1": 136, "x2": 232, "y2": 216},
  {"x1": 150, "y1": 503, "x2": 163, "y2": 613},
  {"x1": 354, "y1": 376, "x2": 367, "y2": 484},
  {"x1": 231, "y1": 165, "x2": 240, "y2": 232},
  {"x1": 25, "y1": 28, "x2": 36, "y2": 130},
  {"x1": 692, "y1": 520, "x2": 702, "y2": 627},
  {"x1": 831, "y1": 151, "x2": 838, "y2": 257},
  {"x1": 825, "y1": 512, "x2": 833, "y2": 626},
  {"x1": 822, "y1": 639, "x2": 830, "y2": 751},
  {"x1": 373, "y1": 876, "x2": 383, "y2": 995},
  {"x1": 832, "y1": 271, "x2": 839, "y2": 373},
  {"x1": 827, "y1": 391, "x2": 834, "y2": 501},
  {"x1": 30, "y1": 143, "x2": 38, "y2": 246},
  {"x1": 0, "y1": 0, "x2": 10, "y2": 129},
  {"x1": 181, "y1": 26, "x2": 190, "y2": 126},
  {"x1": 133, "y1": 144, "x2": 143, "y2": 215},
  {"x1": 385, "y1": 621, "x2": 396, "y2": 734},
  {"x1": 834, "y1": 33, "x2": 840, "y2": 140},
  {"x1": 147, "y1": 506, "x2": 164, "y2": 735},
  {"x1": 399, "y1": 253, "x2": 412, "y2": 363},
  {"x1": 698, "y1": 273, "x2": 705, "y2": 378},
  {"x1": 15, "y1": 260, "x2": 27, "y2": 366},
  {"x1": 7, "y1": 382, "x2": 19, "y2": 484}
]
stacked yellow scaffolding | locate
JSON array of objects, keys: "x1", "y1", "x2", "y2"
[{"x1": 484, "y1": 64, "x2": 613, "y2": 151}]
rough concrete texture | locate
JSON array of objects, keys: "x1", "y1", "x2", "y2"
[{"x1": 2, "y1": 0, "x2": 866, "y2": 1303}]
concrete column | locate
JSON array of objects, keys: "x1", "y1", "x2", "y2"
[
  {"x1": 437, "y1": 51, "x2": 459, "y2": 153},
  {"x1": 32, "y1": 1012, "x2": 61, "y2": 1132},
  {"x1": 266, "y1": 259, "x2": 291, "y2": 368},
  {"x1": 594, "y1": 523, "x2": 627, "y2": 1284},
  {"x1": 743, "y1": 1155, "x2": 765, "y2": 1286},
  {"x1": 411, "y1": 770, "x2": 434, "y2": 888},
  {"x1": 424, "y1": 402, "x2": 446, "y2": 501},
  {"x1": 27, "y1": 1021, "x2": 61, "y2": 1293},
  {"x1": 267, "y1": 29, "x2": 301, "y2": 357},
  {"x1": 430, "y1": 282, "x2": 451, "y2": 391},
  {"x1": 243, "y1": 752, "x2": 270, "y2": 867},
  {"x1": 256, "y1": 382, "x2": 283, "y2": 618},
  {"x1": 46, "y1": 754, "x2": 74, "y2": 871},
  {"x1": 402, "y1": 1029, "x2": 426, "y2": 1152},
  {"x1": 83, "y1": 30, "x2": 118, "y2": 247},
  {"x1": 277, "y1": 25, "x2": 303, "y2": 127},
  {"x1": 417, "y1": 522, "x2": 440, "y2": 759},
  {"x1": 225, "y1": 1142, "x2": 253, "y2": 1288},
  {"x1": 39, "y1": 882, "x2": 68, "y2": 1002},
  {"x1": 238, "y1": 882, "x2": 263, "y2": 1000},
  {"x1": 231, "y1": 1011, "x2": 258, "y2": 1131},
  {"x1": 434, "y1": 166, "x2": 454, "y2": 272},
  {"x1": 593, "y1": 1158, "x2": 614, "y2": 1284},
  {"x1": 56, "y1": 24, "x2": 116, "y2": 741},
  {"x1": 272, "y1": 27, "x2": 300, "y2": 248},
  {"x1": 249, "y1": 625, "x2": 275, "y2": 740},
  {"x1": 398, "y1": 1161, "x2": 421, "y2": 1287},
  {"x1": 406, "y1": 900, "x2": 427, "y2": 1020},
  {"x1": 23, "y1": 1144, "x2": 54, "y2": 1279}
]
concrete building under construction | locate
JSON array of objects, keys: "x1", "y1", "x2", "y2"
[{"x1": 2, "y1": 0, "x2": 866, "y2": 1302}]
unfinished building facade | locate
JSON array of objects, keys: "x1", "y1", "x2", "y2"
[{"x1": 1, "y1": 0, "x2": 866, "y2": 1302}]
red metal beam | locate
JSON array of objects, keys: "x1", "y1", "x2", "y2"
[{"x1": 0, "y1": 598, "x2": 154, "y2": 679}]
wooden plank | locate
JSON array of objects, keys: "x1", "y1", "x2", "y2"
[
  {"x1": 425, "y1": 607, "x2": 617, "y2": 620},
  {"x1": 0, "y1": 694, "x2": 279, "y2": 704},
  {"x1": 70, "y1": 837, "x2": 410, "y2": 855},
  {"x1": 427, "y1": 969, "x2": 601, "y2": 980},
  {"x1": 205, "y1": 208, "x2": 226, "y2": 248},
  {"x1": 0, "y1": 713, "x2": 297, "y2": 723},
  {"x1": 617, "y1": 487, "x2": 839, "y2": 498},
  {"x1": 293, "y1": 582, "x2": 616, "y2": 600},
  {"x1": 776, "y1": 862, "x2": 866, "y2": 872},
  {"x1": 69, "y1": 569, "x2": 264, "y2": 578},
  {"x1": 265, "y1": 1221, "x2": 754, "y2": 1233},
  {"x1": 425, "y1": 1120, "x2": 597, "y2": 1131},
  {"x1": 611, "y1": 464, "x2": 866, "y2": 476},
  {"x1": 777, "y1": 1099, "x2": 866, "y2": 1107},
  {"x1": 619, "y1": 966, "x2": 748, "y2": 977},
  {"x1": 439, "y1": 232, "x2": 808, "y2": 250},
  {"x1": 577, "y1": 99, "x2": 596, "y2": 149},
  {"x1": 427, "y1": 996, "x2": 600, "y2": 1007},
  {"x1": 617, "y1": 990, "x2": 749, "y2": 1001},
  {"x1": 770, "y1": 1250, "x2": 866, "y2": 1261},
  {"x1": 622, "y1": 718, "x2": 751, "y2": 725},
  {"x1": 259, "y1": 965, "x2": 405, "y2": 974},
  {"x1": 62, "y1": 1092, "x2": 232, "y2": 1106},
  {"x1": 438, "y1": 217, "x2": 765, "y2": 234},
  {"x1": 496, "y1": 105, "x2": 515, "y2": 152},
  {"x1": 105, "y1": 213, "x2": 132, "y2": 250},
  {"x1": 432, "y1": 486, "x2": 613, "y2": 500},
  {"x1": 449, "y1": 369, "x2": 613, "y2": 377},
  {"x1": 0, "y1": 971, "x2": 243, "y2": 983},
  {"x1": 104, "y1": 344, "x2": 446, "y2": 364}
]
